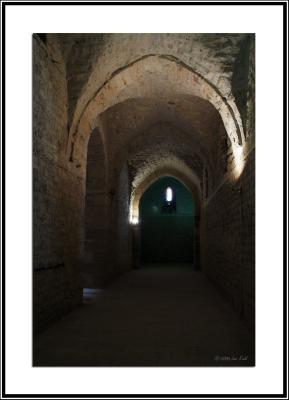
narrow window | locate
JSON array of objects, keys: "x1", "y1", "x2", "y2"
[
  {"x1": 162, "y1": 186, "x2": 176, "y2": 213},
  {"x1": 166, "y1": 187, "x2": 173, "y2": 203}
]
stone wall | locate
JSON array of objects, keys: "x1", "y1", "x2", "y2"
[
  {"x1": 33, "y1": 34, "x2": 82, "y2": 332},
  {"x1": 201, "y1": 149, "x2": 255, "y2": 329},
  {"x1": 33, "y1": 33, "x2": 255, "y2": 333},
  {"x1": 82, "y1": 128, "x2": 109, "y2": 286},
  {"x1": 115, "y1": 164, "x2": 132, "y2": 275},
  {"x1": 201, "y1": 36, "x2": 255, "y2": 329}
]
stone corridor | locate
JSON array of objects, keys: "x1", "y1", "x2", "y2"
[
  {"x1": 33, "y1": 33, "x2": 255, "y2": 367},
  {"x1": 34, "y1": 265, "x2": 254, "y2": 367}
]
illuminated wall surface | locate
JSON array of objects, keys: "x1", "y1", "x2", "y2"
[{"x1": 139, "y1": 177, "x2": 195, "y2": 263}]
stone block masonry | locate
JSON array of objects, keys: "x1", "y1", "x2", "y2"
[
  {"x1": 33, "y1": 34, "x2": 82, "y2": 332},
  {"x1": 33, "y1": 33, "x2": 255, "y2": 334}
]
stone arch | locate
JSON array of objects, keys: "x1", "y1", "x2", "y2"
[
  {"x1": 130, "y1": 165, "x2": 202, "y2": 224},
  {"x1": 68, "y1": 55, "x2": 245, "y2": 169},
  {"x1": 115, "y1": 164, "x2": 131, "y2": 275},
  {"x1": 82, "y1": 127, "x2": 109, "y2": 286},
  {"x1": 122, "y1": 119, "x2": 212, "y2": 182},
  {"x1": 131, "y1": 166, "x2": 202, "y2": 269}
]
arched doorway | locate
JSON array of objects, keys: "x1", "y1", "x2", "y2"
[{"x1": 139, "y1": 176, "x2": 198, "y2": 266}]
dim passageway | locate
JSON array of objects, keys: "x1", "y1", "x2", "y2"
[
  {"x1": 33, "y1": 33, "x2": 255, "y2": 367},
  {"x1": 34, "y1": 265, "x2": 254, "y2": 367}
]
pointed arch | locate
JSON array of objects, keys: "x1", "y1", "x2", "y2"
[
  {"x1": 130, "y1": 165, "x2": 202, "y2": 224},
  {"x1": 68, "y1": 55, "x2": 245, "y2": 175}
]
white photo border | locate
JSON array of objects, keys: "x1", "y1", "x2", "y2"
[{"x1": 2, "y1": 1, "x2": 287, "y2": 397}]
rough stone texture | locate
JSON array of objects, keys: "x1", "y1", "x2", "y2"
[
  {"x1": 240, "y1": 150, "x2": 255, "y2": 328},
  {"x1": 232, "y1": 34, "x2": 255, "y2": 141},
  {"x1": 33, "y1": 34, "x2": 82, "y2": 331},
  {"x1": 33, "y1": 33, "x2": 255, "y2": 334},
  {"x1": 201, "y1": 38, "x2": 255, "y2": 329},
  {"x1": 115, "y1": 164, "x2": 132, "y2": 275},
  {"x1": 68, "y1": 54, "x2": 244, "y2": 171},
  {"x1": 82, "y1": 127, "x2": 109, "y2": 286},
  {"x1": 99, "y1": 98, "x2": 216, "y2": 183},
  {"x1": 57, "y1": 34, "x2": 246, "y2": 142},
  {"x1": 202, "y1": 150, "x2": 255, "y2": 330},
  {"x1": 57, "y1": 34, "x2": 106, "y2": 130}
]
